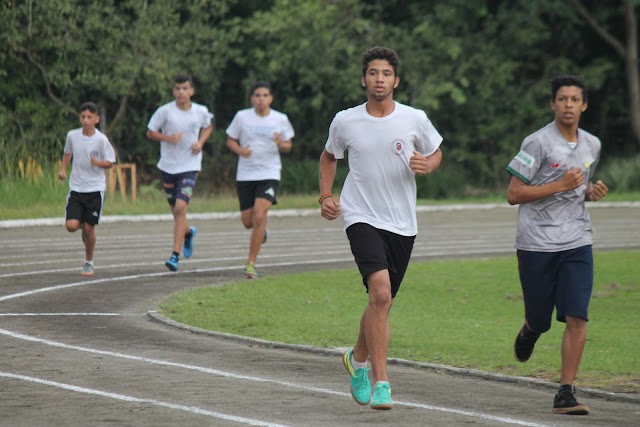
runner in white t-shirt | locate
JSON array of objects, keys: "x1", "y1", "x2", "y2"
[
  {"x1": 319, "y1": 47, "x2": 443, "y2": 410},
  {"x1": 147, "y1": 73, "x2": 213, "y2": 272},
  {"x1": 58, "y1": 102, "x2": 116, "y2": 277},
  {"x1": 506, "y1": 76, "x2": 608, "y2": 415},
  {"x1": 225, "y1": 81, "x2": 294, "y2": 279}
]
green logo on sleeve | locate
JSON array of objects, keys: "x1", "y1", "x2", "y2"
[{"x1": 514, "y1": 150, "x2": 535, "y2": 168}]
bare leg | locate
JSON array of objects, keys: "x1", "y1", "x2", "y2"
[
  {"x1": 171, "y1": 200, "x2": 189, "y2": 254},
  {"x1": 241, "y1": 198, "x2": 271, "y2": 265},
  {"x1": 65, "y1": 220, "x2": 95, "y2": 261},
  {"x1": 357, "y1": 269, "x2": 393, "y2": 383},
  {"x1": 82, "y1": 223, "x2": 96, "y2": 261},
  {"x1": 560, "y1": 315, "x2": 587, "y2": 385}
]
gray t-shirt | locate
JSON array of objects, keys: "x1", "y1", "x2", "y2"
[{"x1": 506, "y1": 121, "x2": 601, "y2": 252}]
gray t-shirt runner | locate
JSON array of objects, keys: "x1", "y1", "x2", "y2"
[{"x1": 506, "y1": 121, "x2": 601, "y2": 252}]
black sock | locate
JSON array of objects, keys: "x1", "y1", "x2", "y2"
[
  {"x1": 558, "y1": 384, "x2": 572, "y2": 393},
  {"x1": 523, "y1": 325, "x2": 540, "y2": 337},
  {"x1": 172, "y1": 251, "x2": 179, "y2": 258},
  {"x1": 185, "y1": 230, "x2": 192, "y2": 238}
]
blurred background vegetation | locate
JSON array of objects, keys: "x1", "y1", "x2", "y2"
[{"x1": 1, "y1": 0, "x2": 639, "y2": 200}]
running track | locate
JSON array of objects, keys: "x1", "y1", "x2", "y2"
[{"x1": 1, "y1": 203, "x2": 639, "y2": 426}]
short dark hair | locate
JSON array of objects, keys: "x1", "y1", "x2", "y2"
[
  {"x1": 362, "y1": 47, "x2": 400, "y2": 77},
  {"x1": 550, "y1": 75, "x2": 588, "y2": 102},
  {"x1": 251, "y1": 81, "x2": 271, "y2": 95},
  {"x1": 79, "y1": 102, "x2": 99, "y2": 114},
  {"x1": 174, "y1": 73, "x2": 193, "y2": 85}
]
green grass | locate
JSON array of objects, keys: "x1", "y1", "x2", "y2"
[
  {"x1": 2, "y1": 174, "x2": 639, "y2": 221},
  {"x1": 159, "y1": 251, "x2": 640, "y2": 393}
]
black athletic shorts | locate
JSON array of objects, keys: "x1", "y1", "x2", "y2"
[
  {"x1": 65, "y1": 191, "x2": 104, "y2": 225},
  {"x1": 236, "y1": 180, "x2": 279, "y2": 211},
  {"x1": 346, "y1": 222, "x2": 415, "y2": 298}
]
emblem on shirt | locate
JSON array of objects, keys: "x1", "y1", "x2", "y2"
[
  {"x1": 514, "y1": 150, "x2": 535, "y2": 168},
  {"x1": 392, "y1": 139, "x2": 405, "y2": 155},
  {"x1": 90, "y1": 151, "x2": 99, "y2": 158}
]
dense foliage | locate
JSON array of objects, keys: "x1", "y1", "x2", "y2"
[{"x1": 1, "y1": 0, "x2": 638, "y2": 195}]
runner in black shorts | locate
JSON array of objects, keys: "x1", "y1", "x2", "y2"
[
  {"x1": 226, "y1": 81, "x2": 295, "y2": 279},
  {"x1": 58, "y1": 102, "x2": 116, "y2": 276},
  {"x1": 319, "y1": 47, "x2": 444, "y2": 410}
]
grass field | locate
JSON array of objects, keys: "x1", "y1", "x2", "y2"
[
  {"x1": 2, "y1": 174, "x2": 640, "y2": 220},
  {"x1": 159, "y1": 251, "x2": 640, "y2": 393}
]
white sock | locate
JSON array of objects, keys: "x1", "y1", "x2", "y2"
[
  {"x1": 85, "y1": 260, "x2": 94, "y2": 266},
  {"x1": 351, "y1": 354, "x2": 368, "y2": 370}
]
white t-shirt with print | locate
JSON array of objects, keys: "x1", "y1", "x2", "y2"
[
  {"x1": 147, "y1": 101, "x2": 213, "y2": 174},
  {"x1": 325, "y1": 102, "x2": 443, "y2": 236},
  {"x1": 64, "y1": 128, "x2": 116, "y2": 193},
  {"x1": 226, "y1": 108, "x2": 295, "y2": 181}
]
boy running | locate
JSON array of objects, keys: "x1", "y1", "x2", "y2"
[{"x1": 58, "y1": 102, "x2": 116, "y2": 276}]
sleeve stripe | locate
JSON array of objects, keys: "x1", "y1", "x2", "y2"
[{"x1": 506, "y1": 166, "x2": 530, "y2": 184}]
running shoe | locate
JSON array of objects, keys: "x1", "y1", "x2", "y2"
[
  {"x1": 553, "y1": 386, "x2": 589, "y2": 415},
  {"x1": 370, "y1": 381, "x2": 393, "y2": 410},
  {"x1": 165, "y1": 254, "x2": 179, "y2": 272},
  {"x1": 514, "y1": 323, "x2": 540, "y2": 363},
  {"x1": 81, "y1": 262, "x2": 95, "y2": 277},
  {"x1": 244, "y1": 263, "x2": 259, "y2": 279},
  {"x1": 183, "y1": 226, "x2": 197, "y2": 258},
  {"x1": 342, "y1": 349, "x2": 371, "y2": 405}
]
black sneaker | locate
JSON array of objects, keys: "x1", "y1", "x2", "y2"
[
  {"x1": 513, "y1": 324, "x2": 540, "y2": 362},
  {"x1": 553, "y1": 386, "x2": 590, "y2": 415}
]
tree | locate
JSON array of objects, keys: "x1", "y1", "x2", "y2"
[{"x1": 575, "y1": 0, "x2": 640, "y2": 145}]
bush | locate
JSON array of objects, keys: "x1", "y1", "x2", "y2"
[{"x1": 598, "y1": 155, "x2": 640, "y2": 192}]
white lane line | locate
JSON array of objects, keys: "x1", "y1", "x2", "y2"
[
  {"x1": 0, "y1": 313, "x2": 120, "y2": 316},
  {"x1": 0, "y1": 259, "x2": 355, "y2": 300},
  {"x1": 0, "y1": 372, "x2": 289, "y2": 427},
  {"x1": 0, "y1": 241, "x2": 516, "y2": 279},
  {"x1": 0, "y1": 328, "x2": 551, "y2": 426},
  {"x1": 2, "y1": 201, "x2": 638, "y2": 229}
]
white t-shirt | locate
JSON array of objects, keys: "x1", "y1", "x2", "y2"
[
  {"x1": 226, "y1": 108, "x2": 295, "y2": 181},
  {"x1": 64, "y1": 128, "x2": 116, "y2": 193},
  {"x1": 325, "y1": 102, "x2": 443, "y2": 236},
  {"x1": 147, "y1": 101, "x2": 213, "y2": 174}
]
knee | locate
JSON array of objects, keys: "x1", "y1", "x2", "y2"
[
  {"x1": 368, "y1": 288, "x2": 393, "y2": 310},
  {"x1": 527, "y1": 318, "x2": 551, "y2": 334},
  {"x1": 65, "y1": 221, "x2": 80, "y2": 233}
]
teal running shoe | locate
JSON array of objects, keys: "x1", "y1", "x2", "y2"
[
  {"x1": 342, "y1": 350, "x2": 371, "y2": 405},
  {"x1": 370, "y1": 381, "x2": 393, "y2": 410},
  {"x1": 165, "y1": 254, "x2": 179, "y2": 272},
  {"x1": 244, "y1": 263, "x2": 259, "y2": 279},
  {"x1": 183, "y1": 226, "x2": 197, "y2": 258}
]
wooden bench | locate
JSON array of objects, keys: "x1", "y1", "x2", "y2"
[{"x1": 107, "y1": 163, "x2": 137, "y2": 201}]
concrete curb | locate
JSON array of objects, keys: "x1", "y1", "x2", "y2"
[
  {"x1": 147, "y1": 310, "x2": 640, "y2": 404},
  {"x1": 3, "y1": 201, "x2": 639, "y2": 229}
]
